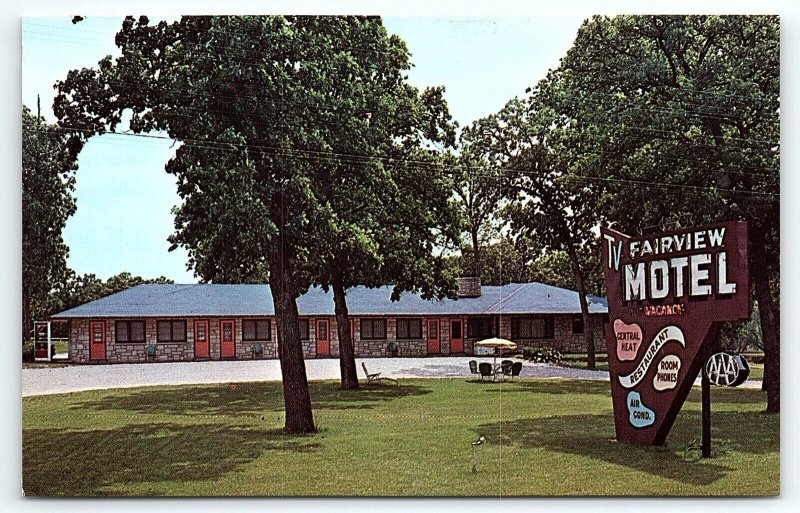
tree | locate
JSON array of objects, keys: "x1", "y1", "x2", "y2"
[
  {"x1": 164, "y1": 20, "x2": 461, "y2": 392},
  {"x1": 529, "y1": 250, "x2": 604, "y2": 296},
  {"x1": 454, "y1": 119, "x2": 509, "y2": 278},
  {"x1": 51, "y1": 271, "x2": 174, "y2": 314},
  {"x1": 22, "y1": 106, "x2": 77, "y2": 341},
  {"x1": 314, "y1": 144, "x2": 462, "y2": 390},
  {"x1": 720, "y1": 303, "x2": 762, "y2": 354},
  {"x1": 549, "y1": 15, "x2": 780, "y2": 411},
  {"x1": 54, "y1": 16, "x2": 458, "y2": 428},
  {"x1": 450, "y1": 236, "x2": 532, "y2": 286},
  {"x1": 461, "y1": 97, "x2": 603, "y2": 369}
]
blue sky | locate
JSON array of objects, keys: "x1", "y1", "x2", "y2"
[{"x1": 22, "y1": 15, "x2": 586, "y2": 283}]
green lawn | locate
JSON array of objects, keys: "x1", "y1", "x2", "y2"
[
  {"x1": 560, "y1": 353, "x2": 610, "y2": 372},
  {"x1": 747, "y1": 363, "x2": 764, "y2": 381},
  {"x1": 559, "y1": 354, "x2": 764, "y2": 381},
  {"x1": 22, "y1": 362, "x2": 71, "y2": 369},
  {"x1": 23, "y1": 379, "x2": 778, "y2": 496}
]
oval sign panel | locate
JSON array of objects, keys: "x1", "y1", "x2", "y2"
[{"x1": 704, "y1": 352, "x2": 750, "y2": 387}]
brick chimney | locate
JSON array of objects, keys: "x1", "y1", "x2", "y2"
[{"x1": 456, "y1": 276, "x2": 482, "y2": 298}]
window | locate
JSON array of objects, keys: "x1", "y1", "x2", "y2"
[
  {"x1": 451, "y1": 320, "x2": 462, "y2": 340},
  {"x1": 467, "y1": 317, "x2": 496, "y2": 339},
  {"x1": 243, "y1": 319, "x2": 271, "y2": 340},
  {"x1": 196, "y1": 322, "x2": 207, "y2": 341},
  {"x1": 428, "y1": 320, "x2": 438, "y2": 339},
  {"x1": 397, "y1": 318, "x2": 423, "y2": 339},
  {"x1": 360, "y1": 318, "x2": 387, "y2": 340},
  {"x1": 572, "y1": 316, "x2": 584, "y2": 334},
  {"x1": 157, "y1": 320, "x2": 186, "y2": 342},
  {"x1": 116, "y1": 320, "x2": 145, "y2": 343},
  {"x1": 511, "y1": 317, "x2": 554, "y2": 339},
  {"x1": 92, "y1": 323, "x2": 104, "y2": 343},
  {"x1": 317, "y1": 321, "x2": 328, "y2": 340},
  {"x1": 299, "y1": 319, "x2": 310, "y2": 340}
]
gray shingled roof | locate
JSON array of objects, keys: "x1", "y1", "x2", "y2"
[{"x1": 50, "y1": 282, "x2": 608, "y2": 319}]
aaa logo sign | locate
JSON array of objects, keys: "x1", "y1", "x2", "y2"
[
  {"x1": 705, "y1": 352, "x2": 750, "y2": 387},
  {"x1": 601, "y1": 222, "x2": 749, "y2": 446}
]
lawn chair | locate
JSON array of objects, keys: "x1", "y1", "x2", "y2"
[
  {"x1": 469, "y1": 360, "x2": 480, "y2": 376},
  {"x1": 500, "y1": 361, "x2": 514, "y2": 381},
  {"x1": 362, "y1": 362, "x2": 399, "y2": 385},
  {"x1": 146, "y1": 344, "x2": 157, "y2": 362},
  {"x1": 510, "y1": 361, "x2": 523, "y2": 380},
  {"x1": 478, "y1": 362, "x2": 494, "y2": 382}
]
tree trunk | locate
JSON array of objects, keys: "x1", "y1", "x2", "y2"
[
  {"x1": 471, "y1": 227, "x2": 482, "y2": 279},
  {"x1": 565, "y1": 238, "x2": 596, "y2": 370},
  {"x1": 332, "y1": 268, "x2": 359, "y2": 390},
  {"x1": 751, "y1": 230, "x2": 780, "y2": 413},
  {"x1": 267, "y1": 244, "x2": 316, "y2": 434}
]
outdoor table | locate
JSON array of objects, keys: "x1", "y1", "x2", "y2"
[{"x1": 492, "y1": 364, "x2": 504, "y2": 382}]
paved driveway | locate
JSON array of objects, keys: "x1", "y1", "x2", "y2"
[
  {"x1": 22, "y1": 357, "x2": 762, "y2": 396},
  {"x1": 22, "y1": 357, "x2": 610, "y2": 397}
]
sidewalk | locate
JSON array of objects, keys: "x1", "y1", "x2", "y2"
[{"x1": 21, "y1": 356, "x2": 762, "y2": 396}]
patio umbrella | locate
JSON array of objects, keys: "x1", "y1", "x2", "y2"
[{"x1": 475, "y1": 337, "x2": 518, "y2": 368}]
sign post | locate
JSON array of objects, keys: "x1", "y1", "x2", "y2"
[
  {"x1": 701, "y1": 359, "x2": 711, "y2": 458},
  {"x1": 601, "y1": 221, "x2": 749, "y2": 446}
]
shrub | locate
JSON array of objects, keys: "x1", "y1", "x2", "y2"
[
  {"x1": 522, "y1": 347, "x2": 562, "y2": 364},
  {"x1": 22, "y1": 340, "x2": 34, "y2": 362}
]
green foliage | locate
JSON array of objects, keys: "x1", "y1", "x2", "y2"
[
  {"x1": 50, "y1": 271, "x2": 173, "y2": 315},
  {"x1": 550, "y1": 15, "x2": 779, "y2": 237},
  {"x1": 720, "y1": 303, "x2": 763, "y2": 353},
  {"x1": 54, "y1": 15, "x2": 463, "y2": 428},
  {"x1": 521, "y1": 347, "x2": 563, "y2": 364},
  {"x1": 450, "y1": 237, "x2": 532, "y2": 286},
  {"x1": 452, "y1": 136, "x2": 507, "y2": 278},
  {"x1": 55, "y1": 16, "x2": 460, "y2": 298},
  {"x1": 530, "y1": 250, "x2": 605, "y2": 296},
  {"x1": 547, "y1": 14, "x2": 780, "y2": 408},
  {"x1": 22, "y1": 340, "x2": 35, "y2": 362},
  {"x1": 22, "y1": 107, "x2": 77, "y2": 340}
]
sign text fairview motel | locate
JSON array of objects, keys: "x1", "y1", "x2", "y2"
[{"x1": 601, "y1": 221, "x2": 749, "y2": 445}]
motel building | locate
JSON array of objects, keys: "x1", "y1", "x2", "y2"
[{"x1": 49, "y1": 277, "x2": 608, "y2": 364}]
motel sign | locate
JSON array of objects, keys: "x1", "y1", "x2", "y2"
[{"x1": 601, "y1": 221, "x2": 749, "y2": 445}]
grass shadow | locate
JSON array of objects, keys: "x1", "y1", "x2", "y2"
[
  {"x1": 23, "y1": 422, "x2": 319, "y2": 496},
  {"x1": 478, "y1": 414, "x2": 728, "y2": 486},
  {"x1": 73, "y1": 381, "x2": 431, "y2": 417},
  {"x1": 692, "y1": 387, "x2": 769, "y2": 405},
  {"x1": 478, "y1": 409, "x2": 778, "y2": 487},
  {"x1": 668, "y1": 410, "x2": 779, "y2": 455},
  {"x1": 481, "y1": 379, "x2": 612, "y2": 396}
]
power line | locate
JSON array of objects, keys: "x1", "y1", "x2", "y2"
[
  {"x1": 36, "y1": 123, "x2": 780, "y2": 201},
  {"x1": 36, "y1": 122, "x2": 780, "y2": 183}
]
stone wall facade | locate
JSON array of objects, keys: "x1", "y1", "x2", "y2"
[
  {"x1": 498, "y1": 314, "x2": 607, "y2": 354},
  {"x1": 68, "y1": 313, "x2": 607, "y2": 363}
]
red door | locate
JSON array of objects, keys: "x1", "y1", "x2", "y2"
[
  {"x1": 427, "y1": 319, "x2": 441, "y2": 354},
  {"x1": 450, "y1": 318, "x2": 464, "y2": 354},
  {"x1": 90, "y1": 320, "x2": 106, "y2": 360},
  {"x1": 194, "y1": 320, "x2": 209, "y2": 358},
  {"x1": 220, "y1": 319, "x2": 235, "y2": 358},
  {"x1": 316, "y1": 319, "x2": 330, "y2": 357}
]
